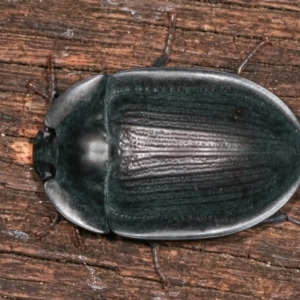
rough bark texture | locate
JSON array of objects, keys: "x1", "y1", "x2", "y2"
[{"x1": 1, "y1": 1, "x2": 300, "y2": 299}]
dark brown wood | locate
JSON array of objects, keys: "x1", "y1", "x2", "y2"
[{"x1": 1, "y1": 1, "x2": 300, "y2": 299}]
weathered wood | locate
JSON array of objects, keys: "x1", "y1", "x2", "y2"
[{"x1": 1, "y1": 1, "x2": 300, "y2": 299}]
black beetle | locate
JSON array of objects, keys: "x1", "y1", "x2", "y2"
[{"x1": 30, "y1": 12, "x2": 300, "y2": 287}]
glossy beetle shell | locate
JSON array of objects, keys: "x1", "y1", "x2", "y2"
[{"x1": 33, "y1": 68, "x2": 300, "y2": 240}]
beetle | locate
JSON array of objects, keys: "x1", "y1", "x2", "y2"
[{"x1": 30, "y1": 12, "x2": 300, "y2": 287}]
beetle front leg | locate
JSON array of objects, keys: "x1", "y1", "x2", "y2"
[{"x1": 32, "y1": 212, "x2": 85, "y2": 249}]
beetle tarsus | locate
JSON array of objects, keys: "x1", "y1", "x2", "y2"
[
  {"x1": 27, "y1": 80, "x2": 52, "y2": 101},
  {"x1": 74, "y1": 226, "x2": 85, "y2": 250},
  {"x1": 32, "y1": 212, "x2": 60, "y2": 239},
  {"x1": 237, "y1": 37, "x2": 271, "y2": 75},
  {"x1": 150, "y1": 243, "x2": 171, "y2": 289},
  {"x1": 152, "y1": 10, "x2": 176, "y2": 67}
]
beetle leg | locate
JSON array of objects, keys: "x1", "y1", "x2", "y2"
[
  {"x1": 152, "y1": 10, "x2": 176, "y2": 67},
  {"x1": 261, "y1": 212, "x2": 300, "y2": 227},
  {"x1": 32, "y1": 212, "x2": 60, "y2": 239},
  {"x1": 286, "y1": 215, "x2": 300, "y2": 226},
  {"x1": 74, "y1": 226, "x2": 85, "y2": 250},
  {"x1": 27, "y1": 54, "x2": 57, "y2": 103},
  {"x1": 27, "y1": 80, "x2": 52, "y2": 101},
  {"x1": 32, "y1": 213, "x2": 86, "y2": 249},
  {"x1": 47, "y1": 54, "x2": 56, "y2": 102},
  {"x1": 237, "y1": 37, "x2": 271, "y2": 75},
  {"x1": 259, "y1": 213, "x2": 287, "y2": 224},
  {"x1": 260, "y1": 212, "x2": 288, "y2": 224},
  {"x1": 148, "y1": 242, "x2": 171, "y2": 289}
]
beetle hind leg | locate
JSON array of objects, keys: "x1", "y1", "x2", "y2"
[
  {"x1": 149, "y1": 242, "x2": 171, "y2": 289},
  {"x1": 147, "y1": 242, "x2": 186, "y2": 288},
  {"x1": 152, "y1": 11, "x2": 176, "y2": 67},
  {"x1": 237, "y1": 38, "x2": 271, "y2": 75},
  {"x1": 27, "y1": 54, "x2": 57, "y2": 103}
]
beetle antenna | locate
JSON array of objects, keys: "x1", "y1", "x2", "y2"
[
  {"x1": 237, "y1": 37, "x2": 271, "y2": 75},
  {"x1": 27, "y1": 54, "x2": 57, "y2": 103},
  {"x1": 152, "y1": 10, "x2": 176, "y2": 67}
]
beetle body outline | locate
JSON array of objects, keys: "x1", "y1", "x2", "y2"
[
  {"x1": 33, "y1": 67, "x2": 300, "y2": 240},
  {"x1": 30, "y1": 12, "x2": 300, "y2": 287}
]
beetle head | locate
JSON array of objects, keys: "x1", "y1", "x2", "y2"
[{"x1": 33, "y1": 129, "x2": 57, "y2": 180}]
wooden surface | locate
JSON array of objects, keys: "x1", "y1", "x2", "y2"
[{"x1": 1, "y1": 0, "x2": 300, "y2": 299}]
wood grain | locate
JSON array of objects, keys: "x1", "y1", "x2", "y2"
[{"x1": 1, "y1": 1, "x2": 300, "y2": 299}]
